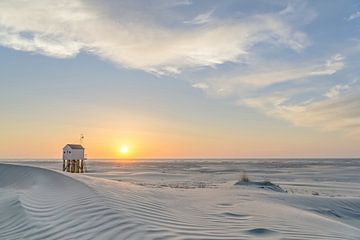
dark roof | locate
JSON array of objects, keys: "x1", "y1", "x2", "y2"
[{"x1": 66, "y1": 144, "x2": 84, "y2": 149}]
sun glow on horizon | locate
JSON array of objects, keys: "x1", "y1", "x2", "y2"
[{"x1": 119, "y1": 145, "x2": 129, "y2": 155}]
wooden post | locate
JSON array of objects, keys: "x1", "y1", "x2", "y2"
[
  {"x1": 70, "y1": 160, "x2": 75, "y2": 173},
  {"x1": 75, "y1": 160, "x2": 79, "y2": 173},
  {"x1": 66, "y1": 160, "x2": 70, "y2": 172},
  {"x1": 62, "y1": 160, "x2": 65, "y2": 171},
  {"x1": 80, "y1": 160, "x2": 83, "y2": 173}
]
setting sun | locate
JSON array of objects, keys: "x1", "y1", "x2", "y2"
[{"x1": 120, "y1": 145, "x2": 129, "y2": 154}]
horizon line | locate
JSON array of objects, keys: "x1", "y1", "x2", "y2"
[{"x1": 1, "y1": 157, "x2": 359, "y2": 161}]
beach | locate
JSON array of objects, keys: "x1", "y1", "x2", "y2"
[{"x1": 1, "y1": 159, "x2": 359, "y2": 239}]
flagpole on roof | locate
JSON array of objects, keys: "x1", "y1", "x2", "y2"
[{"x1": 80, "y1": 134, "x2": 84, "y2": 145}]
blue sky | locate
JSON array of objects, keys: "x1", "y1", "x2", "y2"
[{"x1": 0, "y1": 0, "x2": 360, "y2": 158}]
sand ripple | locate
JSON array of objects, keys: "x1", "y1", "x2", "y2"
[{"x1": 0, "y1": 163, "x2": 359, "y2": 240}]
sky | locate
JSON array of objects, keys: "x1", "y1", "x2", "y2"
[{"x1": 0, "y1": 0, "x2": 360, "y2": 159}]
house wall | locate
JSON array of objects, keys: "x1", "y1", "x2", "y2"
[{"x1": 63, "y1": 145, "x2": 84, "y2": 160}]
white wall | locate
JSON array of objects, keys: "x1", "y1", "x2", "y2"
[{"x1": 63, "y1": 145, "x2": 84, "y2": 160}]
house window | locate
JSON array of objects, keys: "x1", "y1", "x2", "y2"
[{"x1": 69, "y1": 151, "x2": 71, "y2": 154}]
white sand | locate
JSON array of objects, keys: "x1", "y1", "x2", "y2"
[{"x1": 0, "y1": 162, "x2": 360, "y2": 239}]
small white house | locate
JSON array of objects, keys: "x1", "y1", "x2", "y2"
[{"x1": 63, "y1": 144, "x2": 85, "y2": 161}]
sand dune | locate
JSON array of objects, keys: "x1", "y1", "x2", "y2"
[{"x1": 0, "y1": 163, "x2": 359, "y2": 239}]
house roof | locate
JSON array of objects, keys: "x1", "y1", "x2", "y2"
[{"x1": 65, "y1": 144, "x2": 84, "y2": 150}]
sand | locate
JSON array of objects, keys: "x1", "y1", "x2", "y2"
[{"x1": 0, "y1": 161, "x2": 359, "y2": 239}]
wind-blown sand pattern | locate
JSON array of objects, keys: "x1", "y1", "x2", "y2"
[{"x1": 0, "y1": 160, "x2": 360, "y2": 239}]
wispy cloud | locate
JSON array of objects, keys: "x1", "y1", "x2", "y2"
[
  {"x1": 0, "y1": 0, "x2": 307, "y2": 74},
  {"x1": 346, "y1": 11, "x2": 360, "y2": 21},
  {"x1": 192, "y1": 82, "x2": 209, "y2": 90},
  {"x1": 192, "y1": 54, "x2": 345, "y2": 97},
  {"x1": 309, "y1": 54, "x2": 344, "y2": 76},
  {"x1": 324, "y1": 84, "x2": 350, "y2": 99},
  {"x1": 184, "y1": 9, "x2": 214, "y2": 25},
  {"x1": 242, "y1": 92, "x2": 360, "y2": 136},
  {"x1": 191, "y1": 52, "x2": 360, "y2": 136}
]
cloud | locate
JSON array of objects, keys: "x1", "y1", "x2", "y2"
[
  {"x1": 279, "y1": 1, "x2": 317, "y2": 24},
  {"x1": 185, "y1": 9, "x2": 214, "y2": 25},
  {"x1": 242, "y1": 92, "x2": 360, "y2": 136},
  {"x1": 192, "y1": 54, "x2": 345, "y2": 97},
  {"x1": 0, "y1": 0, "x2": 307, "y2": 74},
  {"x1": 346, "y1": 11, "x2": 360, "y2": 21},
  {"x1": 324, "y1": 84, "x2": 350, "y2": 99},
  {"x1": 243, "y1": 54, "x2": 344, "y2": 86},
  {"x1": 0, "y1": 31, "x2": 83, "y2": 58},
  {"x1": 190, "y1": 52, "x2": 358, "y2": 136},
  {"x1": 309, "y1": 54, "x2": 344, "y2": 76},
  {"x1": 192, "y1": 82, "x2": 209, "y2": 90}
]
